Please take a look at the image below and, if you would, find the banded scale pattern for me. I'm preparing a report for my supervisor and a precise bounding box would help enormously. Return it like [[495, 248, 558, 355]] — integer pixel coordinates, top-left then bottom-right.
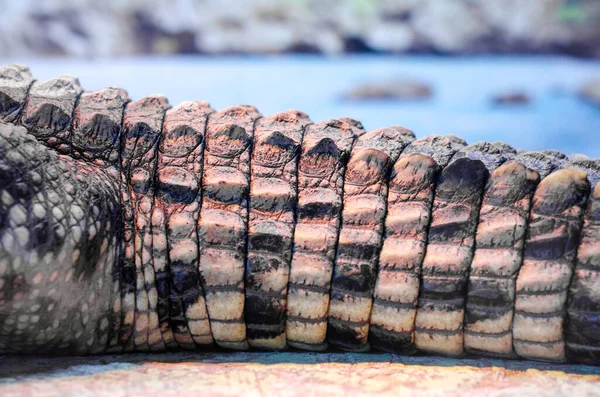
[[245, 111, 311, 349], [286, 119, 361, 351], [328, 126, 414, 351], [513, 169, 589, 361], [1, 64, 600, 364], [154, 101, 214, 350], [198, 105, 261, 350], [464, 161, 540, 357]]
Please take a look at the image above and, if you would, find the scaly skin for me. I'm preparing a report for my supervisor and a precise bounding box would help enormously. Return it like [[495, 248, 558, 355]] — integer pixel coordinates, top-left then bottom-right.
[[1, 63, 600, 364]]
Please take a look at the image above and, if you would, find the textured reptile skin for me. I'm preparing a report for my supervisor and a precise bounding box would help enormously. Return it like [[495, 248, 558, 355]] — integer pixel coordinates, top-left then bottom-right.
[[1, 63, 599, 364]]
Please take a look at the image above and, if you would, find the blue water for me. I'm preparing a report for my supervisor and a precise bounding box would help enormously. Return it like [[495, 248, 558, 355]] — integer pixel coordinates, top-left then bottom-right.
[[4, 55, 600, 157]]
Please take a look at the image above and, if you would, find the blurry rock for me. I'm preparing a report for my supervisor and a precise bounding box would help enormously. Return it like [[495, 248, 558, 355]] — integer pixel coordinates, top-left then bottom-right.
[[199, 21, 296, 54], [364, 23, 415, 53], [378, 0, 421, 20], [491, 91, 531, 105], [411, 0, 490, 53], [580, 80, 600, 107], [343, 36, 377, 53], [1, 0, 600, 57], [132, 12, 201, 54], [478, 0, 600, 57], [343, 80, 433, 101], [291, 26, 345, 55]]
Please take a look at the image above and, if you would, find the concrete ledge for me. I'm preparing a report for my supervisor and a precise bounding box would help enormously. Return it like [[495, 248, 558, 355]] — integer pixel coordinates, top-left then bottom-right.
[[1, 352, 599, 396]]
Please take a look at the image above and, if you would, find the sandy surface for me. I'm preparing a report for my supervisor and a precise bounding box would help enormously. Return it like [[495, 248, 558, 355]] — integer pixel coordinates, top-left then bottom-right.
[[1, 352, 599, 396]]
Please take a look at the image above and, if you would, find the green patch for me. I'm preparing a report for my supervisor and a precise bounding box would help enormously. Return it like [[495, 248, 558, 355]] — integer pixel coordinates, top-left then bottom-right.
[[351, 0, 377, 15], [556, 4, 588, 23]]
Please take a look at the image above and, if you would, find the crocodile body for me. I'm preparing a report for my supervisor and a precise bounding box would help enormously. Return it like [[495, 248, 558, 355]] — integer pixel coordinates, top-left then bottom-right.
[[0, 63, 599, 364]]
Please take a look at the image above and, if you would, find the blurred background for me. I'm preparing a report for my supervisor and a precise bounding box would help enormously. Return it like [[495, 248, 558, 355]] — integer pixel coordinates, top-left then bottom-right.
[[1, 0, 599, 155]]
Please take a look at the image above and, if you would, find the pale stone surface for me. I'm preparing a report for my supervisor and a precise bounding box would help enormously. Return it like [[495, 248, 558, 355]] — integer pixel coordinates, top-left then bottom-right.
[[1, 353, 599, 396]]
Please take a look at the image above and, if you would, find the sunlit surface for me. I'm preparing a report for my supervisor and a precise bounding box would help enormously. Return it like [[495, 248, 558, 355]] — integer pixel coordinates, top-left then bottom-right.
[[1, 352, 599, 397]]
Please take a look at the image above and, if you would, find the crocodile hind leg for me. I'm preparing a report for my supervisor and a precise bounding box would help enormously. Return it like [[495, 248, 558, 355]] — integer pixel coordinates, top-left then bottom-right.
[[1, 66, 126, 354], [0, 121, 122, 354]]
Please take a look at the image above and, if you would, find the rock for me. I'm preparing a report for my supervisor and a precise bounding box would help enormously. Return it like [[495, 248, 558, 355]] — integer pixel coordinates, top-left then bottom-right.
[[343, 80, 433, 101], [492, 91, 531, 105], [1, 0, 600, 57], [199, 21, 296, 54], [364, 23, 415, 53], [411, 0, 491, 53], [580, 80, 600, 107]]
